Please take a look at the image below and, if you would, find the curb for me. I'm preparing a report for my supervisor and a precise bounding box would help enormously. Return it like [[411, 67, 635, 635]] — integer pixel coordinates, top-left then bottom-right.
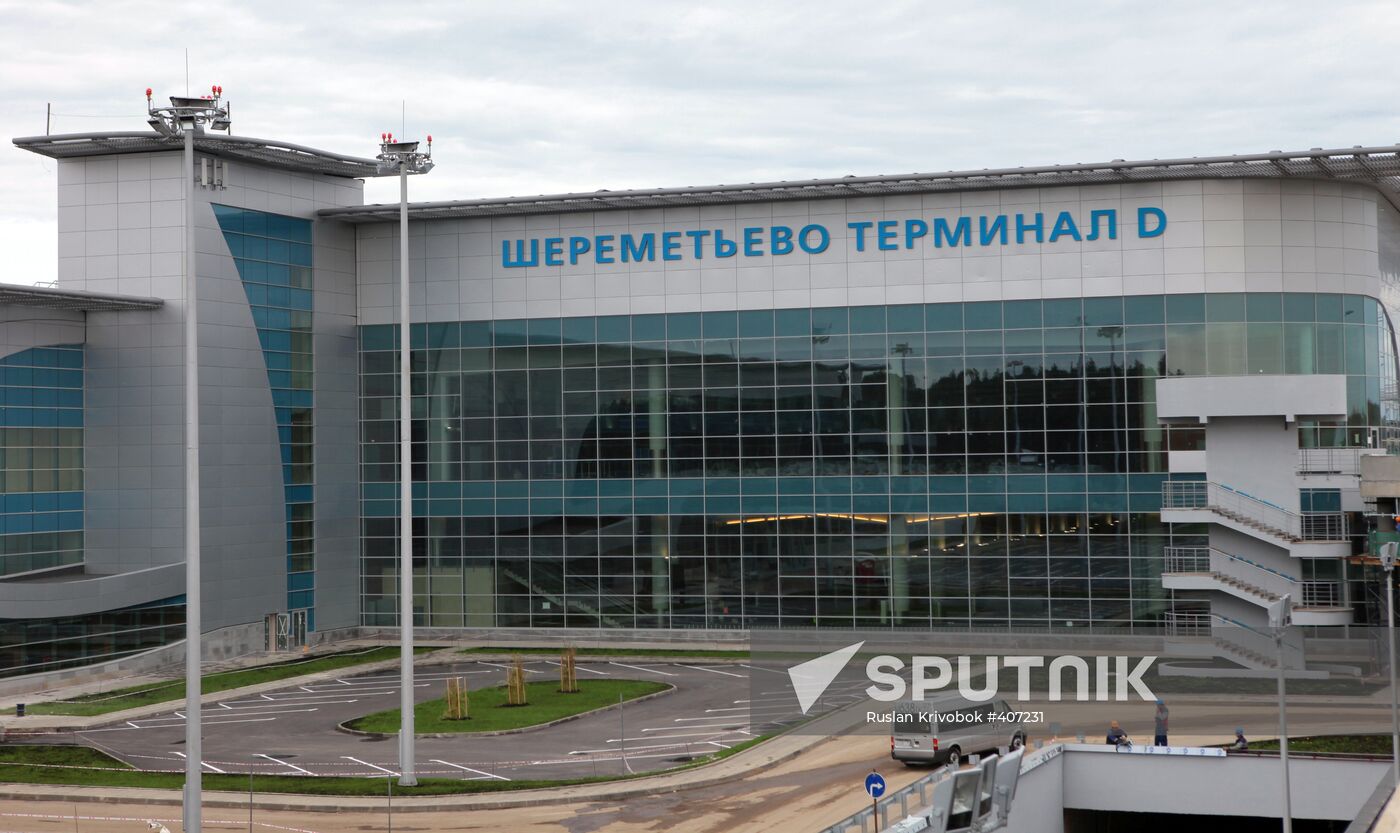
[[0, 731, 828, 812], [333, 683, 677, 738], [0, 693, 870, 812]]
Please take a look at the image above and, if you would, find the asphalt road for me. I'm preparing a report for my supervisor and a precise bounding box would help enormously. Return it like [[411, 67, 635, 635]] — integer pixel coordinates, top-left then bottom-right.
[[52, 658, 865, 782]]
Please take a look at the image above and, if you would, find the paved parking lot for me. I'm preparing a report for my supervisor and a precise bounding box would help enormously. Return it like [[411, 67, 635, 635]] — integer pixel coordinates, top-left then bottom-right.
[[50, 658, 862, 782]]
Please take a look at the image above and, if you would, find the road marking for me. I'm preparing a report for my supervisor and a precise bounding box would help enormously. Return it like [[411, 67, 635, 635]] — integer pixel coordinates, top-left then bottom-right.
[[544, 660, 609, 675], [431, 759, 510, 781], [337, 679, 352, 685], [80, 717, 281, 733], [707, 740, 731, 749], [614, 727, 750, 740], [256, 753, 315, 776], [299, 686, 315, 693], [477, 661, 543, 674], [741, 664, 788, 675], [341, 756, 397, 776], [686, 665, 745, 678], [608, 662, 676, 677], [172, 751, 226, 774]]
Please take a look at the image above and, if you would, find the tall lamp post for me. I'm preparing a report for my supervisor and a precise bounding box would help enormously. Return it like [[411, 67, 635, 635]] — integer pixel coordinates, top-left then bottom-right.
[[1380, 541, 1399, 789], [376, 133, 434, 787], [1269, 593, 1294, 833], [146, 84, 233, 833]]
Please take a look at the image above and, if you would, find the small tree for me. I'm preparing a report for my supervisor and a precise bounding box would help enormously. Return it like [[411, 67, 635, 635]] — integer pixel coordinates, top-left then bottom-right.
[[442, 676, 470, 720], [506, 655, 528, 706], [560, 646, 578, 693]]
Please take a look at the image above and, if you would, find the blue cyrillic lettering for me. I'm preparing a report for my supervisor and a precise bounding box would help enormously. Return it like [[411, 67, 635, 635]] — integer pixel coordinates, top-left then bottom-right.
[[1086, 209, 1117, 241], [543, 237, 564, 266], [743, 226, 764, 257], [621, 233, 655, 263], [714, 230, 737, 258], [662, 231, 682, 261], [596, 235, 616, 264], [979, 215, 1008, 245], [848, 221, 873, 252], [1049, 211, 1082, 242], [1015, 213, 1044, 244], [799, 224, 830, 254], [1138, 207, 1167, 238], [905, 219, 929, 248], [876, 220, 898, 251], [771, 225, 794, 255], [502, 238, 539, 268], [569, 236, 591, 265], [685, 229, 711, 259], [933, 217, 972, 248]]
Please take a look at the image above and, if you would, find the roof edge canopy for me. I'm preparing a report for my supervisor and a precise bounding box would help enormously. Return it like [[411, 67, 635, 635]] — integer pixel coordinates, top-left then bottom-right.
[[13, 131, 383, 179], [0, 282, 163, 311], [318, 144, 1400, 223]]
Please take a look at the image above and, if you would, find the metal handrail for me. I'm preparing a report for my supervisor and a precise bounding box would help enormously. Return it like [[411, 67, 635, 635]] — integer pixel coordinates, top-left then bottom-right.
[[1163, 546, 1210, 573], [1300, 580, 1343, 607], [1298, 447, 1383, 475], [1161, 481, 1347, 541]]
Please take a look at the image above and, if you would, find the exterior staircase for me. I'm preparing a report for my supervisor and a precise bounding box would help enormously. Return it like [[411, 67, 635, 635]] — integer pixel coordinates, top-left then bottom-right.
[[499, 566, 627, 629], [1161, 547, 1351, 626], [1160, 480, 1350, 558]]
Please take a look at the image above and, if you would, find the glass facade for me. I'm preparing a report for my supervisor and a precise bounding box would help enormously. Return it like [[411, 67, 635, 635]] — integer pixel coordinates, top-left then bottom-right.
[[349, 292, 1392, 631], [0, 596, 184, 678], [214, 206, 317, 629], [0, 344, 83, 578]]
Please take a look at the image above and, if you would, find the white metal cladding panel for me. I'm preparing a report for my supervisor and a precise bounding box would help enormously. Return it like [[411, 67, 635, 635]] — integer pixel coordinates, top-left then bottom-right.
[[353, 178, 1383, 326]]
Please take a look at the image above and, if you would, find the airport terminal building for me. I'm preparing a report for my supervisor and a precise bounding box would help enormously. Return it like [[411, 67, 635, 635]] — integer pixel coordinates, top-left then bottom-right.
[[4, 123, 1400, 679]]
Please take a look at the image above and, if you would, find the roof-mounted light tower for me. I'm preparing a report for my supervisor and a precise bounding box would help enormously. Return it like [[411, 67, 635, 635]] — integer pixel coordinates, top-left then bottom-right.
[[376, 131, 434, 175], [377, 129, 435, 789], [146, 84, 231, 137], [146, 82, 230, 833]]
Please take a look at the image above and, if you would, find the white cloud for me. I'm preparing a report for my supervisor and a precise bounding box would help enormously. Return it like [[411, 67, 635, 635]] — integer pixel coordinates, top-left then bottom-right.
[[2, 0, 1399, 284]]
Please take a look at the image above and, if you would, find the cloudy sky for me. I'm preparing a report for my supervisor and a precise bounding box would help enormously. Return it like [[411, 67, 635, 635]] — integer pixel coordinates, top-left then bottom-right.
[[1, 0, 1397, 284]]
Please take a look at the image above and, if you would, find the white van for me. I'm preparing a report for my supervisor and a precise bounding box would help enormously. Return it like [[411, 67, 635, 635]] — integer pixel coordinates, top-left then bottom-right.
[[889, 699, 1025, 767]]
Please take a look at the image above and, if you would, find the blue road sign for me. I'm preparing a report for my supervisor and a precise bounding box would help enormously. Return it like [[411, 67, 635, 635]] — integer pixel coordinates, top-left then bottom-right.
[[865, 772, 887, 799]]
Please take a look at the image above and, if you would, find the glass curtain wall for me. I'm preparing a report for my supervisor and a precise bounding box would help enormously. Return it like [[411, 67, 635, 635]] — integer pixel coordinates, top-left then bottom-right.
[[359, 293, 1395, 631]]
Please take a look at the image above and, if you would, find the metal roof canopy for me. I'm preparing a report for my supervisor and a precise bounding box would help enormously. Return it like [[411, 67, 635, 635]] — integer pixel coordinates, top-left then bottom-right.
[[318, 144, 1400, 223], [0, 282, 163, 311], [13, 131, 383, 179]]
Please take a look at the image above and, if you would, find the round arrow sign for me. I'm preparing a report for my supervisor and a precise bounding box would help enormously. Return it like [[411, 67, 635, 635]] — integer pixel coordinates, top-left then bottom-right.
[[864, 771, 887, 799]]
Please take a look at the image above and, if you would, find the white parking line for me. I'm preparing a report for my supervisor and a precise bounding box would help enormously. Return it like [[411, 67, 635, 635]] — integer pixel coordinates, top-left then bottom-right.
[[686, 665, 745, 678], [256, 753, 314, 776], [80, 717, 280, 733], [478, 662, 543, 674], [707, 740, 731, 749], [544, 660, 609, 675], [341, 756, 397, 776], [431, 759, 510, 781], [139, 707, 319, 721], [629, 726, 749, 737], [741, 664, 788, 675], [172, 751, 226, 774], [608, 662, 676, 677]]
